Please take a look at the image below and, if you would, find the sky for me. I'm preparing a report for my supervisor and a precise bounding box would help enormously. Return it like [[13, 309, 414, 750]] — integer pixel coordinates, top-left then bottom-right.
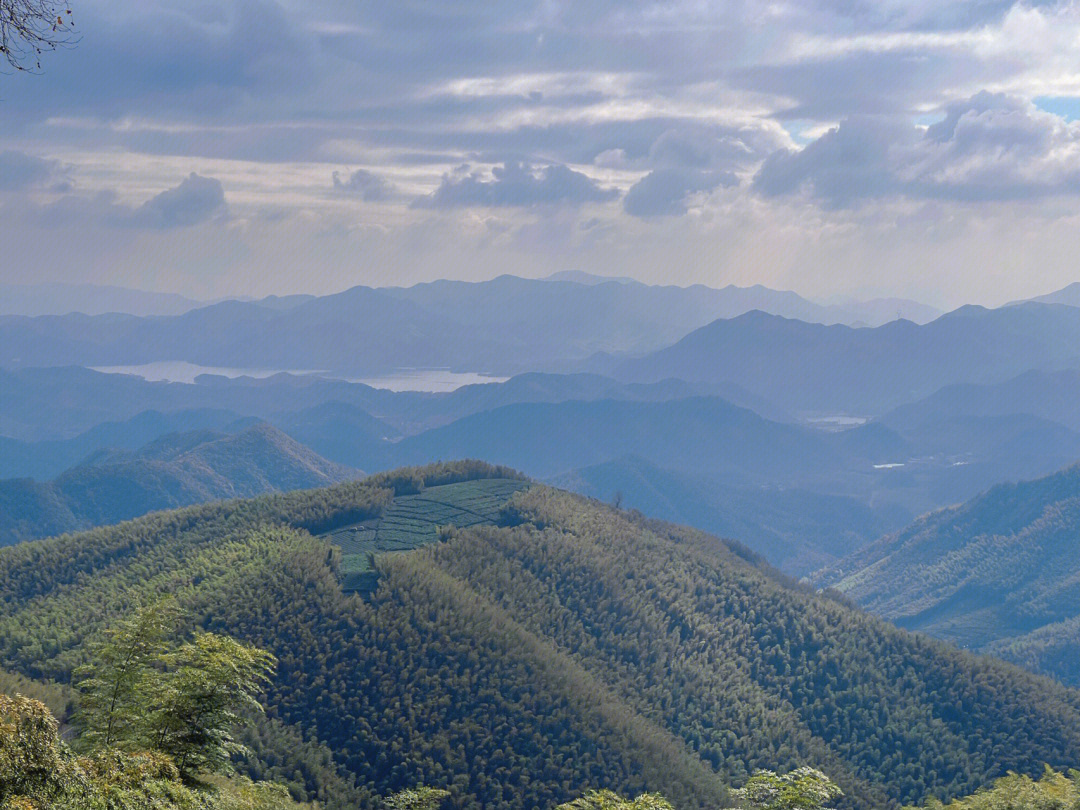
[[2, 0, 1080, 307]]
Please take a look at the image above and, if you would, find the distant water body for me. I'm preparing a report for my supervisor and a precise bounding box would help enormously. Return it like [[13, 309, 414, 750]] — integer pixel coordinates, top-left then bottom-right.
[[90, 361, 508, 392]]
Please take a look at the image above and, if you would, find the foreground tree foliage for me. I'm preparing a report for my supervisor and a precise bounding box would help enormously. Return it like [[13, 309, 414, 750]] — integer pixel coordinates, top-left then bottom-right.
[[735, 768, 843, 810], [74, 599, 180, 751], [1, 689, 300, 810], [74, 601, 276, 782], [905, 768, 1080, 810], [555, 789, 675, 810], [0, 605, 291, 809]]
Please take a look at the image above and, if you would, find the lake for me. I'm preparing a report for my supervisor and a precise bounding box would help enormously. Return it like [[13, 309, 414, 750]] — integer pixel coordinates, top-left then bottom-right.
[[90, 361, 508, 392]]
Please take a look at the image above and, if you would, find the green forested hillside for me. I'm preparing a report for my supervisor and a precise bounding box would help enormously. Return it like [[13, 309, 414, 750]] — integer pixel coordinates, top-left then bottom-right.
[[1, 462, 1079, 810], [323, 477, 531, 592], [815, 462, 1080, 686]]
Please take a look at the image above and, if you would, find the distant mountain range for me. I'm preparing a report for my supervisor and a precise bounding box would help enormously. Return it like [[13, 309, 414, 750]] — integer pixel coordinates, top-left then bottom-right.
[[10, 362, 1080, 573], [815, 462, 1080, 686], [612, 303, 1080, 414], [0, 423, 356, 547], [1010, 281, 1080, 308], [0, 275, 942, 376], [0, 366, 785, 446], [0, 282, 206, 316], [882, 368, 1080, 433]]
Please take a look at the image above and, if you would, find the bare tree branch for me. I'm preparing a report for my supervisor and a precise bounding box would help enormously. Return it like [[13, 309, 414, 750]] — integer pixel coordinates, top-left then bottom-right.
[[0, 0, 75, 72]]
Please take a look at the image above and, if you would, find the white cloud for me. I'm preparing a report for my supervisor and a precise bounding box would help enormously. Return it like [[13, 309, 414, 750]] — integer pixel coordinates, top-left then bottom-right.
[[4, 0, 1080, 304], [754, 92, 1080, 205], [413, 161, 619, 208]]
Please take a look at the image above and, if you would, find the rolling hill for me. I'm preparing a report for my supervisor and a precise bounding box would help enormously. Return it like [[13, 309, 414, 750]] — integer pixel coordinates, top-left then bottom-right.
[[0, 423, 356, 547], [2, 463, 1080, 810], [815, 462, 1080, 686]]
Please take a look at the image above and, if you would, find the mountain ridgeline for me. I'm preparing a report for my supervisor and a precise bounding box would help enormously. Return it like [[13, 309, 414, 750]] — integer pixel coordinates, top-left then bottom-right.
[[0, 275, 941, 377], [2, 463, 1080, 810]]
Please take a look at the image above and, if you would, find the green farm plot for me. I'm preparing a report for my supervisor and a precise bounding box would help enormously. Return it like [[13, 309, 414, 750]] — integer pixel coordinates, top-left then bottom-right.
[[321, 478, 530, 592]]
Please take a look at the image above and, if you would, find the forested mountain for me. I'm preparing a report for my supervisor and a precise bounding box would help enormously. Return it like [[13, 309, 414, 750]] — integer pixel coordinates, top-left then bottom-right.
[[0, 423, 356, 547], [815, 462, 1080, 686], [613, 303, 1080, 415], [2, 463, 1080, 810], [0, 276, 937, 376]]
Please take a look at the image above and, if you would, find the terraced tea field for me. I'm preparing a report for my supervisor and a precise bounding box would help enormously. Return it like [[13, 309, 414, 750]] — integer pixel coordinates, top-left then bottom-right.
[[321, 478, 530, 592]]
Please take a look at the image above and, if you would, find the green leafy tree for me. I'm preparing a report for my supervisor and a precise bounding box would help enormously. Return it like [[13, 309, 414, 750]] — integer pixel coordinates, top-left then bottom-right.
[[555, 790, 675, 810], [385, 786, 451, 810], [0, 690, 308, 809], [735, 768, 843, 810], [74, 599, 179, 751], [151, 631, 277, 780], [0, 692, 79, 807], [905, 767, 1080, 810]]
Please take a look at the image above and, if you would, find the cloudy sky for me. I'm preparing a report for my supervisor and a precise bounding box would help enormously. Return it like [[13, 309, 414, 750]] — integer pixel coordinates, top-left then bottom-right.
[[3, 0, 1080, 306]]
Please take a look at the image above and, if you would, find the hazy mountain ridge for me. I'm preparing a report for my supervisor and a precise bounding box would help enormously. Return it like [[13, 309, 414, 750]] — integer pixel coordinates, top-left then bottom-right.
[[0, 276, 943, 376], [883, 369, 1080, 433], [614, 303, 1080, 415], [1010, 281, 1080, 309], [0, 282, 206, 317]]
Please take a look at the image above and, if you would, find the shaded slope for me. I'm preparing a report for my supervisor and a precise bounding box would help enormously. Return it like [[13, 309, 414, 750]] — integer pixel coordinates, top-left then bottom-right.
[[882, 369, 1080, 433], [388, 396, 885, 480]]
